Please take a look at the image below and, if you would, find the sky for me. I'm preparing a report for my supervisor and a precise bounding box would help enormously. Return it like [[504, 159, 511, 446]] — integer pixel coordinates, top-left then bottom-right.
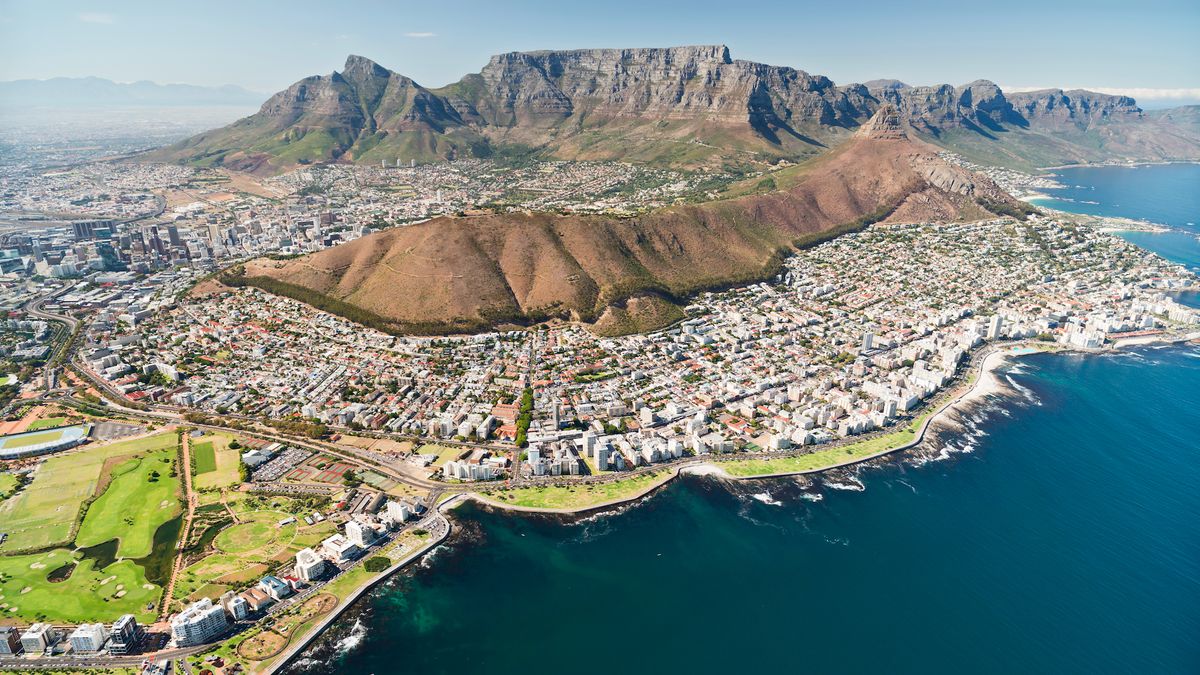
[[1, 0, 1198, 106]]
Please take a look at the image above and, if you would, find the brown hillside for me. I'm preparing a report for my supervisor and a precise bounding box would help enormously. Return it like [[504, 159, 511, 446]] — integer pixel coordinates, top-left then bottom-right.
[[235, 108, 1018, 335]]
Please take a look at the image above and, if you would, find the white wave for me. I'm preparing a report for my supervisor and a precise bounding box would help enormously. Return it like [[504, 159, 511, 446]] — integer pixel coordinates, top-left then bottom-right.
[[823, 477, 865, 492], [751, 491, 783, 507], [896, 479, 918, 494], [333, 618, 367, 655], [799, 492, 824, 502], [1004, 375, 1041, 405]]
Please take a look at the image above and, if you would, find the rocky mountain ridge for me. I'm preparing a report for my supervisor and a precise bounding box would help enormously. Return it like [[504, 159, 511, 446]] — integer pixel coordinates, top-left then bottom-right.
[[154, 45, 1200, 172]]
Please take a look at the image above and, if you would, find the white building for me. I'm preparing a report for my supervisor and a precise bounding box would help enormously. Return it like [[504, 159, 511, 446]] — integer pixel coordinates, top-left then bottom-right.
[[345, 520, 378, 549], [295, 547, 328, 582], [320, 533, 362, 563], [385, 500, 411, 524], [220, 591, 250, 620], [68, 623, 109, 654], [171, 598, 230, 647], [21, 623, 58, 655]]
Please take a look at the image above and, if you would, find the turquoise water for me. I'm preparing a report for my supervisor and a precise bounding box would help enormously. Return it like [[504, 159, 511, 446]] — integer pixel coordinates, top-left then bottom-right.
[[286, 346, 1200, 674], [1031, 163, 1200, 230], [1031, 163, 1200, 277]]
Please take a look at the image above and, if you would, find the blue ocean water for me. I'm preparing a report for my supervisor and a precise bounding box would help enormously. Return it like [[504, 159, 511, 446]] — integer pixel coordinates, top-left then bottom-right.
[[1031, 163, 1200, 279], [283, 164, 1200, 675], [286, 347, 1200, 674], [1031, 163, 1200, 230]]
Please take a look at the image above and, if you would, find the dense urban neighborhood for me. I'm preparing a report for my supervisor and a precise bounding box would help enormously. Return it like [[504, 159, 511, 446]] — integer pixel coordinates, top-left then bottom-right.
[[2, 153, 1199, 675]]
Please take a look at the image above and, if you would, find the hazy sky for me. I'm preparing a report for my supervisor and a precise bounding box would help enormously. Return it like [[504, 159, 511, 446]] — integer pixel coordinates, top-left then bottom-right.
[[1, 0, 1197, 103]]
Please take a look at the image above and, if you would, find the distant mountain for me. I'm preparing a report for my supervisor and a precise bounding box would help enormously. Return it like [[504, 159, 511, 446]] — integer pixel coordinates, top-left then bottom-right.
[[226, 107, 1024, 336], [152, 46, 1200, 173], [0, 77, 264, 109]]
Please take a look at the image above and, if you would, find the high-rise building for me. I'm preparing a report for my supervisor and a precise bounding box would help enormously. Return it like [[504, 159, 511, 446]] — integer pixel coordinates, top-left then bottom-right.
[[20, 623, 58, 655], [170, 598, 230, 647], [385, 500, 411, 524], [220, 590, 250, 620], [0, 627, 21, 655], [345, 520, 377, 548], [68, 623, 109, 654], [107, 614, 142, 655], [295, 547, 328, 583], [987, 315, 1004, 340]]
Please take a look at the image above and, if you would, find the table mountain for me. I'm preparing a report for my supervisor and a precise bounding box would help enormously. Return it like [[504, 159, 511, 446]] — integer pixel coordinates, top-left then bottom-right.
[[153, 46, 1200, 173]]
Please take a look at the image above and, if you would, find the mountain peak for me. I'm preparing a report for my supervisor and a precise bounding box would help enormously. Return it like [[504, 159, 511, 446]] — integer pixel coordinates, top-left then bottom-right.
[[855, 104, 907, 140], [342, 54, 388, 78]]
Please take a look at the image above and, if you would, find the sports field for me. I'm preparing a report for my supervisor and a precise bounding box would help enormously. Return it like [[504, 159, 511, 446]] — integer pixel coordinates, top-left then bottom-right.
[[75, 447, 182, 558], [193, 441, 217, 474], [0, 548, 160, 623], [0, 428, 67, 449], [0, 432, 178, 552], [193, 432, 243, 490]]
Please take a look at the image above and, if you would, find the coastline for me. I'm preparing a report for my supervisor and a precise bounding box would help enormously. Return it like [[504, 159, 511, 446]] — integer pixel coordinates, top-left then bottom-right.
[[470, 331, 1200, 515], [253, 510, 452, 675], [1035, 159, 1200, 172], [239, 334, 1200, 674]]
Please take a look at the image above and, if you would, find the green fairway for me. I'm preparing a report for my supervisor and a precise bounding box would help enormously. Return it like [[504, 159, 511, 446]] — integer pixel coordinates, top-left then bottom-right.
[[0, 433, 178, 552], [75, 448, 183, 558], [193, 441, 217, 474], [25, 417, 68, 431], [0, 548, 160, 623]]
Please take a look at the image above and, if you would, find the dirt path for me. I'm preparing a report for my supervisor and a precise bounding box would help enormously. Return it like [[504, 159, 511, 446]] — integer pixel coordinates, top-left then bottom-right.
[[160, 431, 198, 617], [220, 488, 241, 523]]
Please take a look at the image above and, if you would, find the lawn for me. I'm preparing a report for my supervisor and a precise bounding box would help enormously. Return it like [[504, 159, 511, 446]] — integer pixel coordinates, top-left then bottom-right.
[[417, 443, 468, 467], [721, 409, 936, 478], [26, 417, 68, 431], [0, 548, 160, 624], [74, 448, 182, 558], [193, 432, 243, 490], [214, 521, 276, 554], [0, 433, 178, 552], [487, 471, 673, 510], [0, 474, 18, 500], [193, 441, 217, 474], [174, 509, 305, 602]]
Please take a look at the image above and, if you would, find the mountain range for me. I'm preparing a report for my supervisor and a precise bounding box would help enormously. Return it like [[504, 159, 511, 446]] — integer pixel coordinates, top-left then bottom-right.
[[154, 45, 1200, 173], [0, 76, 263, 109]]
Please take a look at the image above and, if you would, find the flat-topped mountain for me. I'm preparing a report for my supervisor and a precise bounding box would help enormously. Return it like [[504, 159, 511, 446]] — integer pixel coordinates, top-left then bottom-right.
[[225, 107, 1023, 336], [154, 45, 1200, 172]]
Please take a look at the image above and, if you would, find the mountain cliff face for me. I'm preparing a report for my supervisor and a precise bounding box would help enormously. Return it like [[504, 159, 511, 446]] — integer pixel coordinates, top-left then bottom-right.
[[155, 46, 1200, 173], [227, 107, 1018, 336]]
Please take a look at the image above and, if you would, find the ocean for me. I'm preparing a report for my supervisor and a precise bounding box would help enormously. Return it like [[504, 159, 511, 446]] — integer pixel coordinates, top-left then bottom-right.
[[1031, 163, 1200, 278], [284, 165, 1200, 675]]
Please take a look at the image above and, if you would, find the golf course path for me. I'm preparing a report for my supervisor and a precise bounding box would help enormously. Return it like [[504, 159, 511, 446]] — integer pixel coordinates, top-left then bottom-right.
[[161, 429, 197, 618]]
